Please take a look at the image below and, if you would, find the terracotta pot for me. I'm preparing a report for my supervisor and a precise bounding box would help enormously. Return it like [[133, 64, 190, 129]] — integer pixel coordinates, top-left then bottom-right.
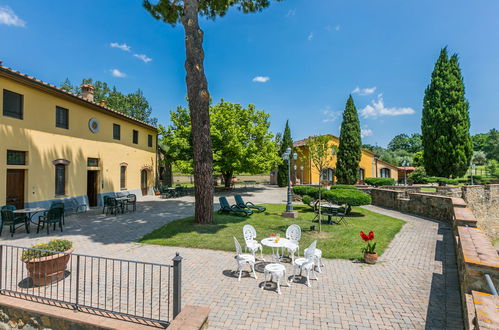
[[363, 252, 378, 264], [24, 249, 73, 286]]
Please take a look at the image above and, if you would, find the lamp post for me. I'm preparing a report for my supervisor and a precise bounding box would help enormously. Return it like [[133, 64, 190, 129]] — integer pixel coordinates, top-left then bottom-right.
[[293, 164, 297, 185], [282, 147, 298, 216], [401, 160, 409, 186], [300, 165, 304, 184], [470, 163, 476, 185]]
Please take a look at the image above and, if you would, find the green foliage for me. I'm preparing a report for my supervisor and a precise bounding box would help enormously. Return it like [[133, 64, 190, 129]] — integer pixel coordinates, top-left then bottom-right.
[[472, 129, 499, 161], [486, 160, 498, 178], [322, 189, 371, 206], [421, 48, 473, 178], [472, 151, 487, 165], [301, 195, 313, 206], [426, 177, 459, 185], [143, 0, 283, 25], [160, 100, 279, 181], [60, 78, 157, 125], [22, 239, 72, 261], [277, 120, 293, 187], [292, 186, 369, 206], [387, 133, 423, 153], [408, 167, 428, 184], [364, 178, 395, 186], [412, 151, 424, 167], [336, 96, 362, 184]]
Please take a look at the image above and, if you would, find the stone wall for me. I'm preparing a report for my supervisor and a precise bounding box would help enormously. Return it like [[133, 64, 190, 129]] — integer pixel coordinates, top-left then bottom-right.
[[370, 189, 455, 223]]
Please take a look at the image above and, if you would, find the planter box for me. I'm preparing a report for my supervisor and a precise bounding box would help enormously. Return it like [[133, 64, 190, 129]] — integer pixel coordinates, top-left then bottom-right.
[[24, 249, 73, 286]]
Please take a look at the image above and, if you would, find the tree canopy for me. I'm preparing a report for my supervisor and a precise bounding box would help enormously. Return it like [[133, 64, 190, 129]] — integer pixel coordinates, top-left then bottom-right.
[[161, 100, 280, 187], [300, 135, 336, 231], [387, 133, 423, 153], [336, 95, 362, 184], [471, 129, 499, 161], [421, 47, 472, 177], [277, 120, 293, 187], [60, 78, 157, 126]]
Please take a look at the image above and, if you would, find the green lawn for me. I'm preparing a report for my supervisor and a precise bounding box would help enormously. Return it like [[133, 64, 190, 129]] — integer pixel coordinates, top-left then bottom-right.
[[140, 204, 406, 260], [421, 187, 437, 193]]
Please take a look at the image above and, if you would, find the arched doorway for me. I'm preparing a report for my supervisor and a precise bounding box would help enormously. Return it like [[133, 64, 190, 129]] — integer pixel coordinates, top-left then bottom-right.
[[141, 169, 148, 196]]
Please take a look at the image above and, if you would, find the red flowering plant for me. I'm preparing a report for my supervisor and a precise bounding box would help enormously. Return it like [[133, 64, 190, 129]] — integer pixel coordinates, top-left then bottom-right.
[[360, 231, 376, 254]]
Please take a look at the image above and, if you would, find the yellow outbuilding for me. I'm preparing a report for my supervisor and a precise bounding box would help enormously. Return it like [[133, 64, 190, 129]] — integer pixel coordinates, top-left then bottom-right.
[[0, 64, 158, 210], [291, 135, 399, 184]]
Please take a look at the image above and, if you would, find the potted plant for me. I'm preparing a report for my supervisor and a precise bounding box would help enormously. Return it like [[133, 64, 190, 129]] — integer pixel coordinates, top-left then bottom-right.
[[360, 231, 377, 264], [22, 239, 73, 286]]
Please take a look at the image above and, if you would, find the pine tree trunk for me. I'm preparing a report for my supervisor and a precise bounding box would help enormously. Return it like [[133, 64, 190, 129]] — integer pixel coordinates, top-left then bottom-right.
[[222, 171, 233, 188], [181, 0, 213, 224]]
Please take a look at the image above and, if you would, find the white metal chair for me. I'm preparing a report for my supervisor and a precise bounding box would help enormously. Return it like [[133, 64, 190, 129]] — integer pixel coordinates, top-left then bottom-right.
[[262, 263, 289, 295], [285, 224, 301, 262], [233, 236, 258, 281], [293, 240, 318, 287], [313, 248, 325, 273], [243, 224, 265, 261]]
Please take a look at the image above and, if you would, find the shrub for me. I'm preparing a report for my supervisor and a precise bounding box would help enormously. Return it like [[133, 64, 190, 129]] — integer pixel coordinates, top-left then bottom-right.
[[301, 195, 313, 206], [409, 167, 428, 184], [22, 239, 73, 261], [293, 186, 319, 197], [293, 185, 358, 198], [322, 189, 371, 206], [426, 177, 459, 185], [364, 177, 395, 187], [328, 184, 358, 190]]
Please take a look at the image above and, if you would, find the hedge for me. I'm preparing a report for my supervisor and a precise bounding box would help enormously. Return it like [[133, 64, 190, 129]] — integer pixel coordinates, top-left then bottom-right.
[[293, 185, 358, 197], [293, 186, 371, 206], [364, 177, 395, 186], [301, 195, 313, 206], [426, 177, 459, 185], [322, 189, 371, 206]]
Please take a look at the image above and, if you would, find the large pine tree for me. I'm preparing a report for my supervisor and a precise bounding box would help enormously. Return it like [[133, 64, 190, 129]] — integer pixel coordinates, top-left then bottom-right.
[[336, 96, 362, 184], [277, 120, 293, 187], [421, 48, 472, 178]]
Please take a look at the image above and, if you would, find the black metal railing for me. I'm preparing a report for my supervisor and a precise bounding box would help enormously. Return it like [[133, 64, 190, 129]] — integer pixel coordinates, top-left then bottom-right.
[[0, 244, 181, 327]]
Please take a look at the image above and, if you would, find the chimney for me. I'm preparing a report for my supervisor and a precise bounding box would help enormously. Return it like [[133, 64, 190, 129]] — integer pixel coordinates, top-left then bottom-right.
[[100, 99, 106, 107], [80, 84, 95, 102]]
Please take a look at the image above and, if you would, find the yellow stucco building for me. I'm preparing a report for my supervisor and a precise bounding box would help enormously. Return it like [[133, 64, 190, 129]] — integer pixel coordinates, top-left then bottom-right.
[[0, 64, 157, 210], [292, 135, 398, 184]]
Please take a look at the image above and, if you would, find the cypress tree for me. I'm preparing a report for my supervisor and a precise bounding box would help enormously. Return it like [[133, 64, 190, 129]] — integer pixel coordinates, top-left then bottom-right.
[[336, 95, 362, 184], [421, 48, 472, 177], [277, 120, 293, 187]]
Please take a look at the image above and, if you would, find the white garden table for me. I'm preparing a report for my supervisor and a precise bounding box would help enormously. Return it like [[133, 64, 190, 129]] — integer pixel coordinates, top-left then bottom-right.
[[260, 237, 290, 262]]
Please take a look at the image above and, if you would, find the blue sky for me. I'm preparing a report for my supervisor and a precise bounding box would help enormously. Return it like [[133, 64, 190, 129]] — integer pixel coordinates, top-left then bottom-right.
[[1, 0, 498, 146]]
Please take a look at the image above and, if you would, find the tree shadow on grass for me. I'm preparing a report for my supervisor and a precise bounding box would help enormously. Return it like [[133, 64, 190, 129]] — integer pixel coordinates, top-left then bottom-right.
[[141, 212, 249, 241]]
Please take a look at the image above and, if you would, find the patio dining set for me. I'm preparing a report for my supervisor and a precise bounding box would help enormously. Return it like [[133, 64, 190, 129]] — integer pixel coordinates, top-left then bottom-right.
[[0, 203, 67, 237], [102, 194, 137, 215], [233, 224, 323, 295]]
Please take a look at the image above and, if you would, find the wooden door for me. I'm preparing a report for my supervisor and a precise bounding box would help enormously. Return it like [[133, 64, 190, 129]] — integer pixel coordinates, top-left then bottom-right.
[[87, 171, 98, 207], [141, 170, 148, 196], [6, 169, 25, 209]]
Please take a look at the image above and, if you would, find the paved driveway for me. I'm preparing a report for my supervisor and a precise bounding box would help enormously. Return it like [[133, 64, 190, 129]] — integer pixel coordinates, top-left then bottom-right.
[[0, 186, 462, 329]]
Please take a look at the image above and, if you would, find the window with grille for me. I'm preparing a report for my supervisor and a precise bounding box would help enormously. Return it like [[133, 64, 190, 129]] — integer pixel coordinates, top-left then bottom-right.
[[3, 89, 23, 119], [87, 158, 99, 167], [56, 106, 69, 129], [120, 166, 127, 189], [7, 150, 26, 165], [113, 124, 121, 140], [55, 164, 66, 195], [133, 130, 138, 144], [148, 134, 153, 147]]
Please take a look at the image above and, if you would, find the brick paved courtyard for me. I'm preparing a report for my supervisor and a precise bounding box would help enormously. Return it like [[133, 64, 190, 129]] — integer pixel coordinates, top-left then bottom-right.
[[0, 186, 463, 329]]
